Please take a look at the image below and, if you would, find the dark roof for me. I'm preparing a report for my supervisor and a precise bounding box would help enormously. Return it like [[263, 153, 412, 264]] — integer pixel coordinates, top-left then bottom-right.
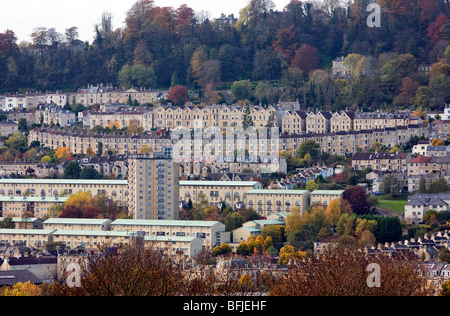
[[408, 156, 432, 164], [5, 256, 57, 266], [0, 270, 43, 286], [295, 110, 308, 119], [352, 152, 409, 161], [320, 111, 332, 119]]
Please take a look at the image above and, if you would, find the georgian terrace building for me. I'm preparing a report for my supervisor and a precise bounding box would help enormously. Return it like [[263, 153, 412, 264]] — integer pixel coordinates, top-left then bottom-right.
[[0, 179, 128, 205], [0, 227, 203, 259], [179, 180, 263, 208], [109, 219, 229, 250], [280, 110, 421, 135], [152, 104, 277, 132], [28, 123, 430, 159], [0, 196, 67, 218], [279, 123, 430, 156]]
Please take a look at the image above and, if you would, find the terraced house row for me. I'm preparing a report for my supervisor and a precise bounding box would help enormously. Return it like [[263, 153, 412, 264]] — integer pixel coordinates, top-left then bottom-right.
[[84, 102, 423, 134], [28, 123, 430, 157], [87, 104, 277, 132], [0, 86, 163, 111]]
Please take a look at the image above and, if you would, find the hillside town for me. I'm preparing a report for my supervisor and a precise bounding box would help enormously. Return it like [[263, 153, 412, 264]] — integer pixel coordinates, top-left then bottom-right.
[[0, 84, 449, 296], [1, 0, 450, 299]]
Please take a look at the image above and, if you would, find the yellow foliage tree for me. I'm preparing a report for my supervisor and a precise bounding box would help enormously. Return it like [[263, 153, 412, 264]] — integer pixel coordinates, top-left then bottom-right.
[[2, 282, 42, 296], [138, 145, 153, 155], [64, 191, 95, 210], [254, 235, 264, 254], [431, 137, 445, 146], [55, 147, 72, 160], [85, 148, 95, 157], [239, 273, 253, 291], [278, 245, 306, 265], [108, 120, 121, 129], [246, 235, 256, 254], [325, 198, 353, 226]]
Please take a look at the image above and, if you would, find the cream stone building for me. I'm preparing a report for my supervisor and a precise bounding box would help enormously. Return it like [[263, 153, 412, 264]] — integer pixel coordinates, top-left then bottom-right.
[[0, 120, 18, 136], [353, 112, 408, 131], [0, 229, 56, 247], [29, 121, 430, 158], [72, 86, 161, 106], [143, 235, 204, 259], [352, 152, 412, 172], [0, 179, 128, 205], [330, 111, 355, 133], [0, 217, 43, 229], [89, 108, 152, 131], [45, 91, 69, 106], [310, 190, 345, 208], [0, 196, 67, 218], [407, 156, 450, 176], [179, 180, 262, 208], [0, 162, 39, 176], [35, 104, 76, 127], [110, 219, 229, 250], [127, 154, 179, 220], [51, 229, 132, 250], [280, 110, 307, 135], [243, 189, 310, 217], [152, 104, 277, 132], [43, 218, 112, 231], [305, 111, 332, 134]]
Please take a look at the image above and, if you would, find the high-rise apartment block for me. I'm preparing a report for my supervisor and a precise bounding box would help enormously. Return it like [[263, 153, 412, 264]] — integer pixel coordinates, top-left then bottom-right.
[[127, 153, 179, 220]]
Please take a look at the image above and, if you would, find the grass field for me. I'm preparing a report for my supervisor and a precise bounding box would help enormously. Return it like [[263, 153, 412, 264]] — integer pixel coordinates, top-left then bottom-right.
[[376, 194, 410, 215]]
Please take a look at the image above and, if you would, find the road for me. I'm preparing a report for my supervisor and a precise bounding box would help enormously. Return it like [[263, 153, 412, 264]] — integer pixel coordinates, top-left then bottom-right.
[[375, 206, 404, 220]]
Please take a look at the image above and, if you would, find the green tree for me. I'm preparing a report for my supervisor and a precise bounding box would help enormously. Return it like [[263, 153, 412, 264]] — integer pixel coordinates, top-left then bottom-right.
[[18, 118, 28, 133], [231, 80, 253, 101], [118, 63, 157, 89], [224, 212, 245, 231], [441, 280, 450, 296], [5, 131, 28, 155], [242, 104, 254, 130], [0, 217, 14, 228], [79, 167, 100, 179], [63, 161, 81, 179], [261, 225, 285, 246], [236, 240, 250, 256], [297, 139, 321, 161]]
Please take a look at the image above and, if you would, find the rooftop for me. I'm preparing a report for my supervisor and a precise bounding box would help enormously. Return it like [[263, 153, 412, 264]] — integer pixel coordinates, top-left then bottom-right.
[[0, 196, 68, 203], [0, 229, 56, 235], [0, 179, 128, 185], [244, 189, 309, 195], [111, 219, 222, 227], [311, 190, 345, 195], [179, 180, 260, 187], [43, 218, 112, 225]]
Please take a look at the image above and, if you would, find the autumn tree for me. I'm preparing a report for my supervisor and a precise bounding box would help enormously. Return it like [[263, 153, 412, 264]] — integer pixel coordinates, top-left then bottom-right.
[[55, 147, 72, 160], [342, 186, 371, 215], [278, 244, 306, 265], [190, 46, 208, 88], [127, 119, 145, 136], [63, 191, 95, 212], [166, 85, 189, 106], [325, 198, 353, 226], [290, 44, 320, 75], [427, 13, 448, 43], [394, 77, 420, 107], [1, 281, 43, 296], [270, 248, 432, 296]]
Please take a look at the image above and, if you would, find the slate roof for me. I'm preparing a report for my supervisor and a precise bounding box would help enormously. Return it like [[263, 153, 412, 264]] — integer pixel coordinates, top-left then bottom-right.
[[0, 270, 43, 286]]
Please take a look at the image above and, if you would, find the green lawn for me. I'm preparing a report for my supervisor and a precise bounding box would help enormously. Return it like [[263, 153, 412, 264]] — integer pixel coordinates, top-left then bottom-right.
[[375, 194, 411, 215]]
